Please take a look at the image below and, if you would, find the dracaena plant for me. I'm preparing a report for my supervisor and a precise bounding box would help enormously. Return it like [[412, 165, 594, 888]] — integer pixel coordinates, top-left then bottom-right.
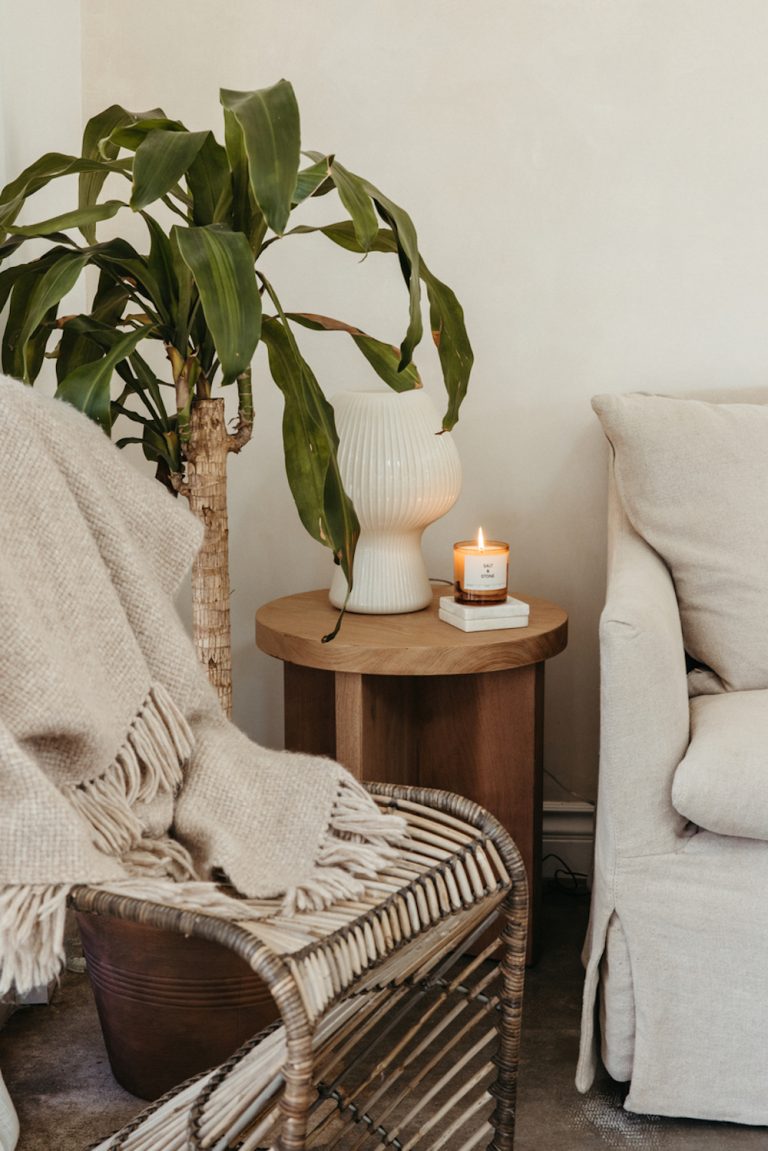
[[0, 79, 472, 716]]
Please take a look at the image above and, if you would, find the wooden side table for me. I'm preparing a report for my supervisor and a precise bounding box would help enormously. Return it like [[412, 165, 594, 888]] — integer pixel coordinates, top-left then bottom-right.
[[256, 587, 568, 962]]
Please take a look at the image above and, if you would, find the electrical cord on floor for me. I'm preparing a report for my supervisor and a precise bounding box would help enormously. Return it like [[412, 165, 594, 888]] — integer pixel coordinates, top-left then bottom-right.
[[542, 853, 590, 897]]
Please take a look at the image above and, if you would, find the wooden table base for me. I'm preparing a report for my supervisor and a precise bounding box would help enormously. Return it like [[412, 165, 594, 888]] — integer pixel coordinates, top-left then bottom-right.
[[283, 660, 544, 963], [257, 588, 567, 966]]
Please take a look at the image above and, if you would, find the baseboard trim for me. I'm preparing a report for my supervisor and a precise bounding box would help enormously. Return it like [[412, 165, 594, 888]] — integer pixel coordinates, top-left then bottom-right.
[[542, 800, 594, 882]]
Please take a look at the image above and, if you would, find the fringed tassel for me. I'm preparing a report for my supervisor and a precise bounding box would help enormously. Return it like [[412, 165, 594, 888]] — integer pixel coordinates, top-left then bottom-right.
[[282, 777, 409, 915], [97, 877, 265, 921], [0, 688, 199, 994], [0, 885, 69, 997], [64, 683, 194, 858], [121, 836, 199, 883]]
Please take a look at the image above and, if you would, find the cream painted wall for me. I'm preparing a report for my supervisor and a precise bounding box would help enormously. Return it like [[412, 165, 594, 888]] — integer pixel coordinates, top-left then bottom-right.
[[1, 0, 83, 383], [1, 1, 81, 183], [9, 1, 768, 801]]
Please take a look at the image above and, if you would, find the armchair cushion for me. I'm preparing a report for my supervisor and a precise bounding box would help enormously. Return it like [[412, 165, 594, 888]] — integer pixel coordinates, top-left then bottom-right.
[[592, 393, 768, 692], [672, 690, 768, 840]]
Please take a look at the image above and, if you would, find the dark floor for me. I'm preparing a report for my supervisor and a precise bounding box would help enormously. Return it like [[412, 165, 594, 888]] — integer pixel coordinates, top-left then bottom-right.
[[1, 887, 767, 1149]]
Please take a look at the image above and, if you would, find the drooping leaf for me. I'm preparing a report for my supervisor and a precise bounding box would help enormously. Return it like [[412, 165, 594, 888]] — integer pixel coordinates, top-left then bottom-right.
[[3, 251, 87, 381], [0, 152, 127, 240], [56, 324, 151, 432], [141, 422, 181, 471], [367, 188, 422, 370], [131, 130, 209, 212], [294, 154, 334, 205], [290, 195, 423, 372], [260, 311, 358, 585], [174, 224, 261, 384], [288, 312, 421, 392], [0, 234, 25, 263], [79, 104, 149, 241], [422, 264, 474, 431], [23, 304, 58, 384], [6, 199, 126, 238], [126, 348, 169, 424], [220, 82, 300, 235], [0, 253, 56, 315], [324, 158, 379, 252], [56, 278, 131, 382], [87, 237, 165, 324], [311, 221, 472, 429], [106, 116, 186, 153]]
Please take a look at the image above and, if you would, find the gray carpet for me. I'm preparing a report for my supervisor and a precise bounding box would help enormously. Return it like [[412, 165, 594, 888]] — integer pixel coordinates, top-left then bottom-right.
[[1, 887, 766, 1149]]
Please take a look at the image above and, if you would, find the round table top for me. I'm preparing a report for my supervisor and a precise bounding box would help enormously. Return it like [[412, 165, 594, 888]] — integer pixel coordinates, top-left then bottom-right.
[[256, 587, 568, 677]]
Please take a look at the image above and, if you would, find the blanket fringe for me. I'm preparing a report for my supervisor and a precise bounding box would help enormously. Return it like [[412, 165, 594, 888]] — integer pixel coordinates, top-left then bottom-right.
[[282, 776, 408, 915], [0, 885, 68, 997], [96, 877, 265, 920], [64, 684, 193, 857], [1, 724, 409, 990], [0, 686, 198, 995]]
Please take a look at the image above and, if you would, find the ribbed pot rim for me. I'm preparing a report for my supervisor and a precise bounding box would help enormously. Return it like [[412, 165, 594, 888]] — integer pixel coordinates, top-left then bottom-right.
[[84, 955, 270, 1007]]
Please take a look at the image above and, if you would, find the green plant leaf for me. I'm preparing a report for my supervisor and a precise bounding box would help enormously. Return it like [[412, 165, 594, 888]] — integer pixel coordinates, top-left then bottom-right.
[[131, 130, 209, 212], [325, 158, 379, 252], [294, 155, 334, 205], [7, 199, 126, 238], [79, 105, 152, 242], [56, 278, 130, 382], [222, 107, 267, 252], [127, 348, 169, 424], [142, 213, 178, 326], [56, 324, 151, 432], [174, 224, 261, 384], [3, 251, 87, 381], [87, 237, 165, 325], [0, 252, 59, 315], [288, 312, 421, 392], [0, 153, 127, 241], [107, 116, 186, 152], [422, 264, 474, 431], [367, 188, 422, 369], [261, 312, 358, 584], [0, 234, 24, 263], [290, 196, 422, 372], [220, 81, 300, 236], [187, 132, 232, 225], [311, 222, 472, 429]]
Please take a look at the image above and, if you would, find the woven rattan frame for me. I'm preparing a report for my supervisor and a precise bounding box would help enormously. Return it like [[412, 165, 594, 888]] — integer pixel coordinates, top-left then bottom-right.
[[71, 782, 528, 1151]]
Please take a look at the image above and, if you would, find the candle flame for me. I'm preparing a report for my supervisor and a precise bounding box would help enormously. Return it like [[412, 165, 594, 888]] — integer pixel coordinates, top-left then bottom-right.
[[477, 527, 485, 549]]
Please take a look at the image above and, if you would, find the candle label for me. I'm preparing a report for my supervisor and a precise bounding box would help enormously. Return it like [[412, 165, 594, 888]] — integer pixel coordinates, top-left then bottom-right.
[[463, 553, 508, 591]]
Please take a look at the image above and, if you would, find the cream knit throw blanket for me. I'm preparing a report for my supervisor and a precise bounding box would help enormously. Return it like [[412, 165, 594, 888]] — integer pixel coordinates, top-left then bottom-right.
[[0, 380, 405, 995]]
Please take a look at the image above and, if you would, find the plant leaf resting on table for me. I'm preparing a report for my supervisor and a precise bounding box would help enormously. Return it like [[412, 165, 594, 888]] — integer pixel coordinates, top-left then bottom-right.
[[0, 79, 473, 715]]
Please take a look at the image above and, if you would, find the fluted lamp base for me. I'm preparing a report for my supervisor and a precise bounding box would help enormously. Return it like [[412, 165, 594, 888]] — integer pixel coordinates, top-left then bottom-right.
[[328, 389, 462, 615]]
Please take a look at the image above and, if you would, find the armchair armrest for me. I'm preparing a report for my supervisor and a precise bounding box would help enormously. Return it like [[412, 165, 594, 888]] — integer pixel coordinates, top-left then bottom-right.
[[597, 468, 692, 860]]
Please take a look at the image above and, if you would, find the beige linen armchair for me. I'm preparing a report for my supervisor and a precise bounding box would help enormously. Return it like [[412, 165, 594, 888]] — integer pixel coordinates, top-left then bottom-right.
[[578, 390, 768, 1125]]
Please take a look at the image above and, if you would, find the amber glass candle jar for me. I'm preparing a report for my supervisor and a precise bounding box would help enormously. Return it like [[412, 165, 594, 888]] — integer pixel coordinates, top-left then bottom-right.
[[453, 529, 509, 605]]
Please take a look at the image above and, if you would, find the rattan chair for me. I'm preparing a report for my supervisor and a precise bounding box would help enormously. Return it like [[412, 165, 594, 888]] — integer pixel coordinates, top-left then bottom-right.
[[72, 782, 527, 1151]]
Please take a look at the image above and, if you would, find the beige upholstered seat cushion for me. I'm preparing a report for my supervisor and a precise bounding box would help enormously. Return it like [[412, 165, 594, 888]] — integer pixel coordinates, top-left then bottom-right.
[[672, 690, 768, 839], [592, 393, 768, 692]]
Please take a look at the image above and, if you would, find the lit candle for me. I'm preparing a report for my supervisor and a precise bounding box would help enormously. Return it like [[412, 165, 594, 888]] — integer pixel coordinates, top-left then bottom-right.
[[453, 528, 510, 605]]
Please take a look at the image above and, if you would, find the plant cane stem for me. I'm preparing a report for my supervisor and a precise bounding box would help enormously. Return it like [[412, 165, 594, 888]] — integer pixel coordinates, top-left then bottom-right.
[[185, 397, 233, 717]]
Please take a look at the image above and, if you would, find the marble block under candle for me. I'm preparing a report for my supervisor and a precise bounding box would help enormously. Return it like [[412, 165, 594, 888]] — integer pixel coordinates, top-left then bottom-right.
[[439, 595, 530, 632]]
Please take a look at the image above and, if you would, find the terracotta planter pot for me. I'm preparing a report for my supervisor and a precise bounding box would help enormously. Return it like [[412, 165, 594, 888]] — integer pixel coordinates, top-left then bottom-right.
[[75, 911, 278, 1100]]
